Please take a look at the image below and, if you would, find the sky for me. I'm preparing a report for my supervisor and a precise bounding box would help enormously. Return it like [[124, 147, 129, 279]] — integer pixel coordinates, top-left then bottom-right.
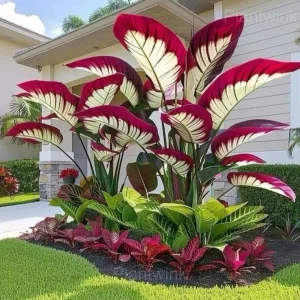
[[0, 0, 112, 37]]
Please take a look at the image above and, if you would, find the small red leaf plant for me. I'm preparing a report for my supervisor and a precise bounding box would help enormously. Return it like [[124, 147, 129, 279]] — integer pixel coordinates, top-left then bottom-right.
[[20, 215, 102, 248], [56, 216, 103, 247], [212, 245, 254, 282], [123, 235, 171, 271], [20, 215, 68, 241], [169, 236, 217, 280], [82, 229, 131, 263], [232, 236, 275, 272], [0, 166, 18, 197]]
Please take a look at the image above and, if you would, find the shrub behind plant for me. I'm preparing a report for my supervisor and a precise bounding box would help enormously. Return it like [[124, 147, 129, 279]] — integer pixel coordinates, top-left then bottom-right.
[[0, 159, 39, 193]]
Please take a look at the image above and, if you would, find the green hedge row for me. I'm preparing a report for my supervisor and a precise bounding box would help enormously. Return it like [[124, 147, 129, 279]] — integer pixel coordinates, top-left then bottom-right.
[[239, 164, 300, 226], [0, 159, 39, 193]]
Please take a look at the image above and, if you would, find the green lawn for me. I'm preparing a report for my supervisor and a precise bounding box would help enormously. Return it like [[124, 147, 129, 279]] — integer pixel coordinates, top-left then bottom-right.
[[0, 239, 299, 300], [0, 192, 39, 207]]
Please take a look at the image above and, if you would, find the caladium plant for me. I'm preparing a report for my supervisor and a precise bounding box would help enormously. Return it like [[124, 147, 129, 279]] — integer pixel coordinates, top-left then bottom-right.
[[8, 14, 298, 248], [170, 237, 216, 280], [123, 235, 170, 271]]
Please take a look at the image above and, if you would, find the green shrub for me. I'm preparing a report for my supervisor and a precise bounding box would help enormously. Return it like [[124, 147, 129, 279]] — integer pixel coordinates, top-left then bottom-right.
[[0, 159, 39, 193], [239, 165, 300, 226]]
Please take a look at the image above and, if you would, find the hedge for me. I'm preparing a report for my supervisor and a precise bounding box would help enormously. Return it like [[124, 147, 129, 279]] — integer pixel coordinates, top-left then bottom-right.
[[0, 159, 39, 193], [239, 164, 300, 226]]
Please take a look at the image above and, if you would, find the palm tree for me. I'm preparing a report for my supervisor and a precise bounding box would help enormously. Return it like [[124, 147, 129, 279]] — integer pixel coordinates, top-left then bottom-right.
[[0, 96, 41, 145], [62, 15, 86, 33], [62, 0, 132, 32]]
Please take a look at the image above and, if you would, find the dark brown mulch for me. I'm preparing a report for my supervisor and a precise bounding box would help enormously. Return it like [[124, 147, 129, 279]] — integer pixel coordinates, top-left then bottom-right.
[[28, 232, 300, 288]]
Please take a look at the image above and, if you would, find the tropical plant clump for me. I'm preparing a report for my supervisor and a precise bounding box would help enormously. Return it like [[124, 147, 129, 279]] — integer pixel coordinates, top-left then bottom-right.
[[276, 214, 300, 242], [8, 13, 298, 282], [0, 166, 18, 196]]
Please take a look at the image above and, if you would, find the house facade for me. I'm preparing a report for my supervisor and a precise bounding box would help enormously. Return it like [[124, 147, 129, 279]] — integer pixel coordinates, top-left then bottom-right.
[[13, 0, 300, 201], [0, 18, 50, 161]]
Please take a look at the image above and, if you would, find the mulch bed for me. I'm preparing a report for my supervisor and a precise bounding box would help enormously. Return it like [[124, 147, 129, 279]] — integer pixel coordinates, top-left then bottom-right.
[[29, 232, 300, 288]]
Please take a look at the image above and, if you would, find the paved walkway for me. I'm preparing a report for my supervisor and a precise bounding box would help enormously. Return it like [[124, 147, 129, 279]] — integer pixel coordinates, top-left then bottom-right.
[[0, 202, 62, 239]]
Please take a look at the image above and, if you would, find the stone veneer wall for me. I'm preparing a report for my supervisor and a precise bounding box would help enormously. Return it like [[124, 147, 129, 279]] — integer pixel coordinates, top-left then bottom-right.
[[39, 161, 74, 201], [213, 170, 239, 205]]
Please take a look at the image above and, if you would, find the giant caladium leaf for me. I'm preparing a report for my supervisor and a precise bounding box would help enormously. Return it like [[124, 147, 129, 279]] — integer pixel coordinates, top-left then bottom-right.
[[198, 59, 300, 129], [144, 81, 186, 109], [221, 154, 265, 166], [91, 141, 120, 162], [18, 80, 79, 126], [161, 104, 212, 144], [114, 14, 186, 94], [186, 16, 244, 102], [143, 80, 163, 109], [211, 125, 287, 160], [76, 105, 159, 147], [151, 148, 193, 177], [66, 56, 142, 106], [15, 92, 38, 103], [229, 119, 288, 130], [227, 172, 296, 202], [6, 122, 63, 145], [79, 74, 124, 110]]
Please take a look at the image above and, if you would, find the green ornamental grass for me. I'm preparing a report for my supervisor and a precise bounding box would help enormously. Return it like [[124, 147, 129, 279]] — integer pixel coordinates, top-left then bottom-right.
[[0, 239, 299, 300]]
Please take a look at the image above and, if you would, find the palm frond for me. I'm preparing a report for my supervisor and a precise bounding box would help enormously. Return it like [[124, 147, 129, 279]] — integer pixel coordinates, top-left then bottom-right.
[[0, 114, 31, 138], [62, 15, 85, 33], [10, 96, 41, 120], [288, 128, 300, 157]]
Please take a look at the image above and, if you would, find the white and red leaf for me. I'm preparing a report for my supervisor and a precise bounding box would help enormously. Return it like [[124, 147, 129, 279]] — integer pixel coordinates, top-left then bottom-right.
[[151, 148, 193, 177], [211, 126, 287, 160], [38, 113, 59, 121], [228, 172, 296, 202], [18, 80, 79, 126], [91, 141, 120, 162], [221, 154, 266, 166], [114, 14, 186, 94], [76, 105, 159, 147], [229, 119, 288, 130], [79, 74, 124, 110], [15, 92, 39, 103], [198, 59, 300, 129], [5, 122, 63, 145], [161, 104, 212, 144], [144, 80, 186, 109], [186, 16, 244, 102], [66, 56, 143, 106]]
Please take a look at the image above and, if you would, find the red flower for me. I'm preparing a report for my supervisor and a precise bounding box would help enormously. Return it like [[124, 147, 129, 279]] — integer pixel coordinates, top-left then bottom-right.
[[59, 168, 79, 179]]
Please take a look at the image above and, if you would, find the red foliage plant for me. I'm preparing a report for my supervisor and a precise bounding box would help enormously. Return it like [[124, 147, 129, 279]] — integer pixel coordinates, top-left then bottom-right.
[[213, 245, 253, 282], [82, 229, 131, 263], [0, 166, 18, 196], [233, 237, 275, 272], [170, 237, 216, 280], [59, 168, 79, 179], [124, 235, 170, 271], [20, 216, 102, 248]]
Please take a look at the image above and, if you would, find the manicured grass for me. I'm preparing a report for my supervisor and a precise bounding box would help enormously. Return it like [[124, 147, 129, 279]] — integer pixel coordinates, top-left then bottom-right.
[[0, 239, 300, 300], [0, 192, 39, 207]]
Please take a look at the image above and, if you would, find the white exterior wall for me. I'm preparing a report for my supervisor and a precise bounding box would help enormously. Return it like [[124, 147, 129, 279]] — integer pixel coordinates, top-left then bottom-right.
[[0, 37, 40, 161]]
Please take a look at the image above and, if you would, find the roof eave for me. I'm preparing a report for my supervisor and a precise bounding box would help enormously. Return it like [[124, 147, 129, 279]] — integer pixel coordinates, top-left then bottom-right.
[[14, 0, 206, 67]]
